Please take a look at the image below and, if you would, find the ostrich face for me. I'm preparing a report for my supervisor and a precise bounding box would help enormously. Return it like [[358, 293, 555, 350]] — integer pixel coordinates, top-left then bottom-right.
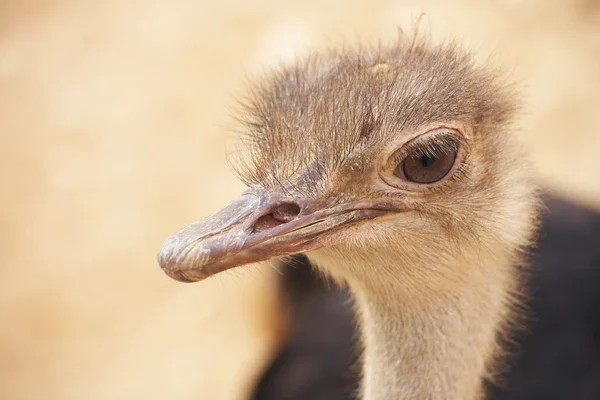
[[159, 40, 533, 284]]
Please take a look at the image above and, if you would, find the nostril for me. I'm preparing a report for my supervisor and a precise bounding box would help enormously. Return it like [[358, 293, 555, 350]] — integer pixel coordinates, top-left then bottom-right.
[[253, 202, 301, 232], [273, 202, 301, 222]]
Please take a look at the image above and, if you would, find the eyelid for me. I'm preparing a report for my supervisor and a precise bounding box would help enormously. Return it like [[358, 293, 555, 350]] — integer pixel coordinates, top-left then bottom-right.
[[385, 130, 463, 169]]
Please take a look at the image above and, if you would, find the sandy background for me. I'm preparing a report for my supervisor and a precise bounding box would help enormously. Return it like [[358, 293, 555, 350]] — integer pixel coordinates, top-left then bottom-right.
[[1, 1, 599, 399]]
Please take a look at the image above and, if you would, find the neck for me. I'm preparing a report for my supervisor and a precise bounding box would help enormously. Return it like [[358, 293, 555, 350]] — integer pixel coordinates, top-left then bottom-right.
[[348, 257, 514, 400]]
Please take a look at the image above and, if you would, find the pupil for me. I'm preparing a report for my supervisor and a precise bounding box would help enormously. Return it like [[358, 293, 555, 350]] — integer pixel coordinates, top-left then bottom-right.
[[421, 155, 436, 167]]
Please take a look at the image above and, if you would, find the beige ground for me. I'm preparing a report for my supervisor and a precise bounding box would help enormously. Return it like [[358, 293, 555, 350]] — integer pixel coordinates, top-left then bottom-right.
[[1, 1, 599, 399]]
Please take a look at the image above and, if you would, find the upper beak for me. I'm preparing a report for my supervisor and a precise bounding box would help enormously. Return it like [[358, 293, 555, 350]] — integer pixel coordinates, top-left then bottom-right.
[[158, 189, 399, 283]]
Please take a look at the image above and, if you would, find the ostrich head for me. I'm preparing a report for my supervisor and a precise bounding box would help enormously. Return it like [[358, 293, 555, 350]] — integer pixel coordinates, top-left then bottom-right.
[[158, 39, 537, 294]]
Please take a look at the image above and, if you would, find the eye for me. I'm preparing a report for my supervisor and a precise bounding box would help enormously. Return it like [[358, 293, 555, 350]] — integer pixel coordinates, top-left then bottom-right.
[[395, 150, 457, 183], [389, 129, 462, 185]]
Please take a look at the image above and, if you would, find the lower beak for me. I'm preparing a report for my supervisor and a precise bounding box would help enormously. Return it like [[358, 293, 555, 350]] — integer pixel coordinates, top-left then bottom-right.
[[158, 190, 397, 283]]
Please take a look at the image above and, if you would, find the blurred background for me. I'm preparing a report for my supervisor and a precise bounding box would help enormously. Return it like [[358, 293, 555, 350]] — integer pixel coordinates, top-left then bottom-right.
[[1, 0, 599, 399]]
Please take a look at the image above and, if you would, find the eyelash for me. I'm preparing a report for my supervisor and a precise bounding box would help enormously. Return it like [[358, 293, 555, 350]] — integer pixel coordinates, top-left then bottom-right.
[[388, 131, 461, 164]]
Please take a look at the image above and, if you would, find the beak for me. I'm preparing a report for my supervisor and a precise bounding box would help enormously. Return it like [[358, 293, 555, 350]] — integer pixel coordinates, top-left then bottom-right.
[[158, 189, 399, 283]]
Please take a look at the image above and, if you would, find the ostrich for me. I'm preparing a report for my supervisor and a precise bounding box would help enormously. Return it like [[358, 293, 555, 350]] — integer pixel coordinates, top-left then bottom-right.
[[158, 37, 539, 400]]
